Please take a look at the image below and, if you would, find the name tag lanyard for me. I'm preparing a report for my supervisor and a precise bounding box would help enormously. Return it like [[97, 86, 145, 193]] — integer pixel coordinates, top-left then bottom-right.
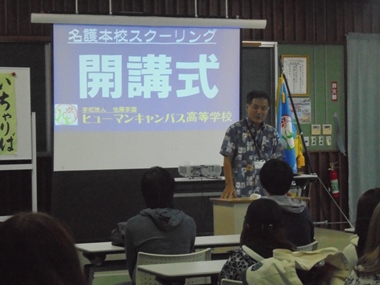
[[245, 119, 263, 161]]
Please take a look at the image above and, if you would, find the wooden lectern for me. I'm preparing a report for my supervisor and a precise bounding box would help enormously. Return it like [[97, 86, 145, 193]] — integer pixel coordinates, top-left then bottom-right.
[[210, 195, 311, 236], [210, 198, 256, 235]]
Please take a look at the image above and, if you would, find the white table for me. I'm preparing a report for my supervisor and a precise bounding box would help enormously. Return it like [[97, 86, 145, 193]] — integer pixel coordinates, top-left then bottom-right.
[[138, 259, 227, 285], [76, 234, 240, 264], [344, 227, 355, 233], [76, 242, 124, 264], [195, 234, 240, 248], [76, 234, 239, 284]]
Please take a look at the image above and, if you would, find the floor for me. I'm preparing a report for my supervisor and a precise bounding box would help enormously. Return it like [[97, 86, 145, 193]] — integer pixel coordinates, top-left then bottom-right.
[[83, 226, 354, 285], [314, 226, 353, 251]]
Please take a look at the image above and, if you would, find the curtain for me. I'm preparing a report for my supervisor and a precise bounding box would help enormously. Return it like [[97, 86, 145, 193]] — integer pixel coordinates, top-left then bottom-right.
[[347, 33, 380, 223]]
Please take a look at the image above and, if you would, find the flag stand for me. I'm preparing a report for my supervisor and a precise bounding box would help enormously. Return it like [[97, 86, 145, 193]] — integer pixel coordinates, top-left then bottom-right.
[[279, 59, 313, 174], [279, 58, 353, 228]]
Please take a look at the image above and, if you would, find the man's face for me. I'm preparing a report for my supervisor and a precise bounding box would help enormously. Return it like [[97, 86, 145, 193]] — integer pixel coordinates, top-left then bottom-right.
[[246, 98, 269, 126]]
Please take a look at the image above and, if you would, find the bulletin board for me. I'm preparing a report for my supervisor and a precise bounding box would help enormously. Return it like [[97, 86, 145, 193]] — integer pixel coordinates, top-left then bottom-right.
[[0, 67, 32, 160]]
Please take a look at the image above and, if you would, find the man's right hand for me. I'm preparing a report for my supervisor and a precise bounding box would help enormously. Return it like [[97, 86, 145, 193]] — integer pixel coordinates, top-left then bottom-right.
[[220, 185, 237, 199]]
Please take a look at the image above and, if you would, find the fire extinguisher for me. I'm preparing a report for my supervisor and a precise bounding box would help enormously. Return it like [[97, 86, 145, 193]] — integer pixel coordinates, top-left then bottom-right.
[[329, 162, 340, 198]]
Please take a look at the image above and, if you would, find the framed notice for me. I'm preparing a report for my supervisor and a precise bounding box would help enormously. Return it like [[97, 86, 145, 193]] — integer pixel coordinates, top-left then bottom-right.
[[281, 55, 308, 96]]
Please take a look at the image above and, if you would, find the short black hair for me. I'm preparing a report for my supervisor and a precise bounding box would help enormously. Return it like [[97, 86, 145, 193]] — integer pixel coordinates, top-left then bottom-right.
[[246, 90, 271, 105], [259, 159, 293, 195], [141, 166, 175, 209]]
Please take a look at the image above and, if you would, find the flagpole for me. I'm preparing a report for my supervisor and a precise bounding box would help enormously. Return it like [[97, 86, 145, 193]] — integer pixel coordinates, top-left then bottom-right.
[[279, 57, 340, 226], [279, 58, 314, 174]]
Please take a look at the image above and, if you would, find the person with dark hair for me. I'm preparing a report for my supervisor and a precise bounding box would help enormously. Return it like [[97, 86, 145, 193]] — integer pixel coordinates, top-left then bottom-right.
[[220, 90, 283, 198], [124, 166, 196, 285], [140, 165, 175, 209], [343, 188, 380, 272], [0, 212, 86, 285], [259, 158, 314, 246], [218, 198, 296, 283], [345, 203, 380, 284]]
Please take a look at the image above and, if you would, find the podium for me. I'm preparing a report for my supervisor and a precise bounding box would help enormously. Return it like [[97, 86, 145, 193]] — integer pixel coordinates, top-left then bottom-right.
[[210, 198, 255, 235]]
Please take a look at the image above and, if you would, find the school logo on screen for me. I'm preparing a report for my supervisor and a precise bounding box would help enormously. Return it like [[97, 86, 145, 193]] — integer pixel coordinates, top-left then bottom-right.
[[55, 104, 78, 125]]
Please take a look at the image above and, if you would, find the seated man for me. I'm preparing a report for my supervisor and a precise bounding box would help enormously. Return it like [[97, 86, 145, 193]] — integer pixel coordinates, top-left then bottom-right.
[[124, 166, 196, 285], [259, 159, 314, 246]]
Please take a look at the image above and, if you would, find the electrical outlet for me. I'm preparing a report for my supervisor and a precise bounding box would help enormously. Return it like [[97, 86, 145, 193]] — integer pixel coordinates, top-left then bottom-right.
[[319, 136, 324, 146], [304, 136, 310, 147], [326, 136, 332, 146], [311, 136, 317, 146]]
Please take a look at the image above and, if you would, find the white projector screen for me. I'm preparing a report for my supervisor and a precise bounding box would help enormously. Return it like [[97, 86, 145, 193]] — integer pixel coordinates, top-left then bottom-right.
[[53, 24, 240, 171]]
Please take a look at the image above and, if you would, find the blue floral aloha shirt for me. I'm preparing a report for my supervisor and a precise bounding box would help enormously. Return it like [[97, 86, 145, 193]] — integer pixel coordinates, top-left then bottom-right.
[[220, 118, 283, 197]]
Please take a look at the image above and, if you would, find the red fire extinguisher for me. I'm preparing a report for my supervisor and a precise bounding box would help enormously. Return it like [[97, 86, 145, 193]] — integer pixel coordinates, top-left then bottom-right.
[[329, 162, 340, 198]]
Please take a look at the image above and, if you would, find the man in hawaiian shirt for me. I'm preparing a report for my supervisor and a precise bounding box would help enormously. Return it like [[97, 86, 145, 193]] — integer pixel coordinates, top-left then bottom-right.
[[220, 90, 283, 198]]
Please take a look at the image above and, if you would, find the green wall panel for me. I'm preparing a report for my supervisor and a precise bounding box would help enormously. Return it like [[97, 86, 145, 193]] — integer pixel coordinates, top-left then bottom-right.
[[278, 44, 345, 152]]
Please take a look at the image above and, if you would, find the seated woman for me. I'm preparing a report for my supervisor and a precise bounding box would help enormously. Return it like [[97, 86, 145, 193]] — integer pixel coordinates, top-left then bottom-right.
[[0, 211, 86, 285], [343, 188, 380, 271], [123, 166, 196, 285], [218, 198, 296, 283], [345, 202, 380, 284]]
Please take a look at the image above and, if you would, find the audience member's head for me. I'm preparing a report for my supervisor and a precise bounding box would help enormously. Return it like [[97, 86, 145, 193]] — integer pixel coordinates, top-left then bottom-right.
[[355, 202, 380, 275], [259, 159, 294, 195], [355, 187, 380, 258], [141, 166, 175, 209], [0, 212, 86, 285], [241, 198, 295, 251]]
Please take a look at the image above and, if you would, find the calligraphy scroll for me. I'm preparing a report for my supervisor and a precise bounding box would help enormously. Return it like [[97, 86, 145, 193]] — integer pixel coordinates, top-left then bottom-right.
[[0, 73, 17, 154]]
